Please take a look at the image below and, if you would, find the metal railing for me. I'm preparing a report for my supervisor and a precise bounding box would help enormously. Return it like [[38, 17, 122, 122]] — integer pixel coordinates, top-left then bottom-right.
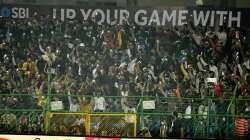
[[0, 93, 249, 139]]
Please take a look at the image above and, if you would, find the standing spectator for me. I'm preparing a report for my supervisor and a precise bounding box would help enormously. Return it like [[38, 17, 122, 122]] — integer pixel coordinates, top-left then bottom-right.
[[160, 119, 168, 138], [169, 111, 184, 138], [184, 102, 193, 137], [22, 57, 38, 79], [67, 86, 80, 112], [234, 113, 248, 140], [93, 89, 107, 112]]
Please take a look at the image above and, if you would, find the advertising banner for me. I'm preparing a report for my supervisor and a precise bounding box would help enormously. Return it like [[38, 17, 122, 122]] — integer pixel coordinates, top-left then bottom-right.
[[1, 5, 250, 28]]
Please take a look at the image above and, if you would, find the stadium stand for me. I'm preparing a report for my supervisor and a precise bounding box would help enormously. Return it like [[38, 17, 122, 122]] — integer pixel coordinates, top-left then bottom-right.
[[0, 13, 250, 139]]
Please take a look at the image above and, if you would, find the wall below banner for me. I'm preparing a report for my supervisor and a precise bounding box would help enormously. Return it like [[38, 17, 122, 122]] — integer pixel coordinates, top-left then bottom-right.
[[0, 135, 168, 140], [0, 135, 85, 140]]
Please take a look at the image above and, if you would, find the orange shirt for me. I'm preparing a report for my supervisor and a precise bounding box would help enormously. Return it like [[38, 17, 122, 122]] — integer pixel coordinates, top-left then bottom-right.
[[235, 118, 248, 137], [175, 84, 181, 98], [118, 31, 123, 48]]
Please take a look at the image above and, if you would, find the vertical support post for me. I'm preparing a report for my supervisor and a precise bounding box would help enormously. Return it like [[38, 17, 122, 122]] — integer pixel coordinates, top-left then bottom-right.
[[44, 112, 50, 134], [45, 66, 52, 134], [140, 92, 144, 128], [134, 114, 137, 137], [233, 97, 237, 136], [226, 112, 229, 138], [44, 66, 52, 115], [207, 98, 210, 138], [47, 68, 51, 111], [86, 113, 91, 136]]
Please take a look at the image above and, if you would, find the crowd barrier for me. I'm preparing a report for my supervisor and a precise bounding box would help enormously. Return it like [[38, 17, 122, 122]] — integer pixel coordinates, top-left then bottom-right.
[[0, 93, 249, 139]]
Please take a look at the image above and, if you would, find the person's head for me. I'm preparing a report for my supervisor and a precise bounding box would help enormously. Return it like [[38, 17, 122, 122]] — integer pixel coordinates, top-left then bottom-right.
[[46, 46, 52, 53], [219, 26, 224, 33], [218, 96, 224, 103], [238, 112, 245, 119], [27, 57, 32, 63], [172, 111, 178, 119], [71, 97, 77, 104]]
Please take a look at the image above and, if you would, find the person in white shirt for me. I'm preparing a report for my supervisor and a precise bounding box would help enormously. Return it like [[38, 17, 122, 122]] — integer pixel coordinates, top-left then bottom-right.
[[243, 59, 250, 70], [217, 28, 227, 46], [184, 102, 193, 137], [120, 84, 132, 112], [68, 86, 80, 112], [92, 64, 103, 79], [94, 95, 106, 112], [121, 90, 129, 111], [184, 104, 192, 119], [67, 90, 80, 112], [196, 103, 208, 136], [197, 53, 208, 72], [39, 43, 56, 67], [127, 58, 137, 74], [209, 64, 219, 82]]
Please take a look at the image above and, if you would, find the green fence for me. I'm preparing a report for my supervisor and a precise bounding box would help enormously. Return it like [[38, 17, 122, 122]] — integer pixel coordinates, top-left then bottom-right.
[[0, 93, 249, 139]]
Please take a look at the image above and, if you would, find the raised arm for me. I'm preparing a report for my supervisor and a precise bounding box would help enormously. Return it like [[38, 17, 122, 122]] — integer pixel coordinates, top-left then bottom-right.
[[208, 37, 216, 49], [11, 51, 16, 66], [67, 87, 72, 105], [38, 43, 46, 54], [180, 63, 189, 80]]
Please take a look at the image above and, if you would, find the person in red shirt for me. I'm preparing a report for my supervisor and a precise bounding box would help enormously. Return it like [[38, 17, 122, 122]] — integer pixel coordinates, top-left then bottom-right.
[[213, 83, 222, 97]]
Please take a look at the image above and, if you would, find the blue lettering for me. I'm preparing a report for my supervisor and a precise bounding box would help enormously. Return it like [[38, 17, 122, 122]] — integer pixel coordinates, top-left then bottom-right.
[[1, 7, 11, 17]]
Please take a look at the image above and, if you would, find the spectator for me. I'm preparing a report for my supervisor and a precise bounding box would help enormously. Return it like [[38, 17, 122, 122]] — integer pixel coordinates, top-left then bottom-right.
[[22, 57, 38, 79], [160, 119, 168, 138], [0, 13, 250, 138], [169, 111, 184, 138], [67, 86, 80, 112], [183, 102, 193, 137], [235, 113, 248, 140], [93, 89, 107, 112]]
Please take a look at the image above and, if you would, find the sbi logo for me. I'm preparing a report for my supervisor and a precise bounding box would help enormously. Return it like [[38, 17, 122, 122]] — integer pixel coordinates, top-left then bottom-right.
[[0, 7, 29, 18]]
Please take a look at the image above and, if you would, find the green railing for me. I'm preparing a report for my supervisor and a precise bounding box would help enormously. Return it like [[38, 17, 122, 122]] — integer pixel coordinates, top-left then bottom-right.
[[0, 93, 249, 138]]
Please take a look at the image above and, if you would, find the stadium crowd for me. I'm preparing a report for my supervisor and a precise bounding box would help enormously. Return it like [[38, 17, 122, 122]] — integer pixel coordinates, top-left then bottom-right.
[[0, 14, 250, 138]]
